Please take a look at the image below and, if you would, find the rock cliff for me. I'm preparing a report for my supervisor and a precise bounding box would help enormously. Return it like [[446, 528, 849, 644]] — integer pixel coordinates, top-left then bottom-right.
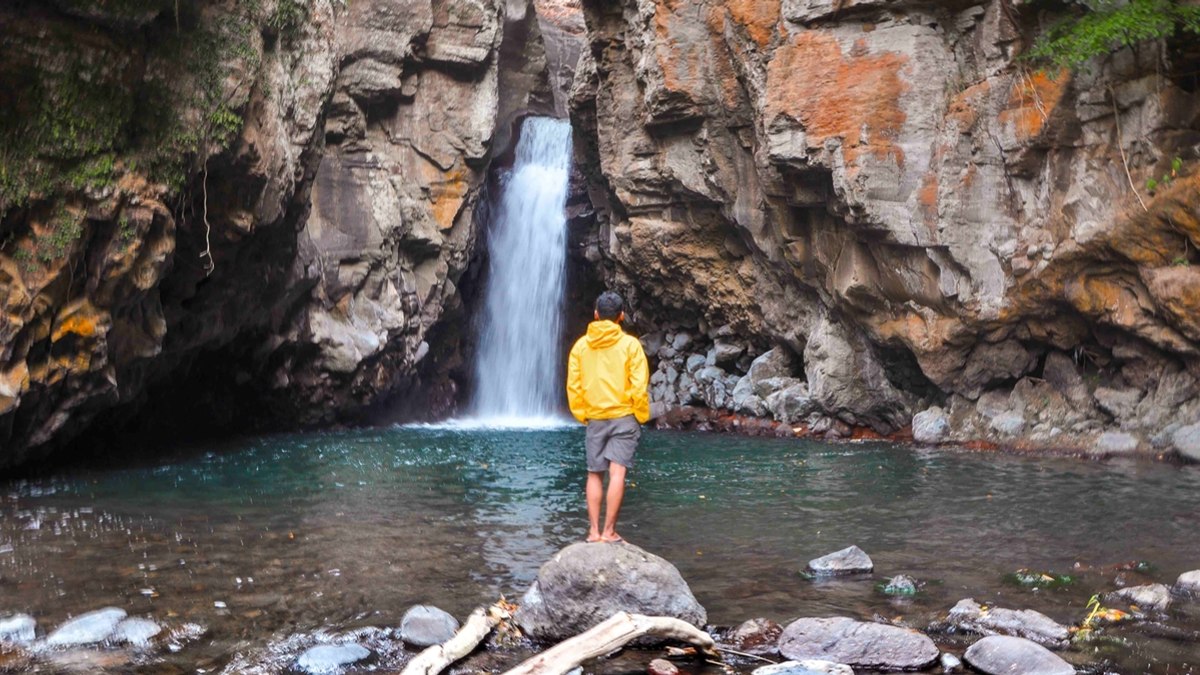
[[0, 0, 566, 467], [570, 0, 1200, 453]]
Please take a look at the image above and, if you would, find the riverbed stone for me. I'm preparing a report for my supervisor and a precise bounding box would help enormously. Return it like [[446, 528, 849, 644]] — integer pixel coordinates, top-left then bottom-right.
[[44, 607, 127, 647], [0, 614, 36, 645], [778, 617, 938, 670], [946, 598, 1070, 648], [295, 643, 371, 674], [1175, 570, 1200, 595], [648, 658, 679, 675], [515, 542, 706, 643], [1107, 583, 1173, 613], [940, 652, 963, 672], [725, 617, 782, 657], [912, 407, 949, 443], [963, 635, 1074, 675], [989, 411, 1026, 437], [112, 618, 160, 647], [752, 660, 853, 675], [1092, 431, 1139, 454], [1172, 423, 1200, 461], [806, 545, 874, 576], [399, 605, 459, 647], [882, 575, 919, 596]]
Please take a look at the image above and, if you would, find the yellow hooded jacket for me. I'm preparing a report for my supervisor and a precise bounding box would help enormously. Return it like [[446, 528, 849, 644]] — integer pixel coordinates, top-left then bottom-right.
[[566, 320, 650, 424]]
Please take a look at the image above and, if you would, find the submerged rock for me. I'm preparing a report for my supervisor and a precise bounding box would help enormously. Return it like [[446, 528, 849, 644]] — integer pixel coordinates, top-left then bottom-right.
[[881, 575, 919, 596], [946, 599, 1070, 648], [778, 617, 938, 670], [295, 643, 371, 675], [112, 618, 160, 647], [752, 660, 853, 675], [514, 542, 706, 643], [1175, 570, 1200, 595], [0, 614, 36, 645], [648, 657, 679, 675], [44, 607, 126, 647], [399, 605, 459, 648], [1107, 583, 1173, 613], [724, 617, 782, 657], [963, 635, 1074, 675], [806, 546, 873, 576]]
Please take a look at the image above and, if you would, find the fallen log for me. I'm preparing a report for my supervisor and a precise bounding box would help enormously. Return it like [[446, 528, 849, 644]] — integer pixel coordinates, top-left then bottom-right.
[[502, 612, 716, 675], [401, 603, 510, 675]]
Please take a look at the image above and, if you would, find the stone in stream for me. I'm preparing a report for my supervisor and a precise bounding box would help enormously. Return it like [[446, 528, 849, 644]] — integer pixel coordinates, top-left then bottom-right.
[[648, 657, 679, 675], [778, 617, 938, 670], [724, 617, 782, 657], [1092, 431, 1139, 455], [881, 575, 919, 596], [1176, 570, 1200, 595], [1171, 422, 1200, 462], [805, 545, 873, 576], [0, 614, 36, 645], [44, 607, 127, 647], [752, 660, 853, 675], [946, 598, 1070, 648], [963, 635, 1074, 675], [514, 542, 706, 643], [295, 643, 371, 675], [112, 617, 161, 647], [912, 407, 949, 443], [940, 652, 963, 672], [1107, 583, 1173, 613], [399, 605, 459, 647]]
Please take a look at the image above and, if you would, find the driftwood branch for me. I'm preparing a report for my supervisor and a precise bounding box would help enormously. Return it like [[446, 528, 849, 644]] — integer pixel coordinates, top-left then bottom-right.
[[502, 612, 715, 675], [401, 603, 509, 675]]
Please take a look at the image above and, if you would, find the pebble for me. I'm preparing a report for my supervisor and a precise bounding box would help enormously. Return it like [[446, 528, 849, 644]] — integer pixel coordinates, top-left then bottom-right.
[[295, 643, 371, 675], [647, 657, 679, 675]]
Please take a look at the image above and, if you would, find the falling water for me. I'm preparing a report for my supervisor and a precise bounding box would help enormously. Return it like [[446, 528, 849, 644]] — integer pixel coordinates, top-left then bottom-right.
[[472, 117, 573, 423]]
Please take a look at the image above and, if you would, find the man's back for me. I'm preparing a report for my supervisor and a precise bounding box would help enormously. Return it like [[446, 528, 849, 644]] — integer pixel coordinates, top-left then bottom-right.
[[567, 320, 650, 424]]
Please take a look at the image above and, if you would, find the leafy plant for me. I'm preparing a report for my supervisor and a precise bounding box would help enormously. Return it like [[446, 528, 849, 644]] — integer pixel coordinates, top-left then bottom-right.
[[1146, 156, 1185, 194], [1073, 593, 1129, 641], [1025, 0, 1200, 69]]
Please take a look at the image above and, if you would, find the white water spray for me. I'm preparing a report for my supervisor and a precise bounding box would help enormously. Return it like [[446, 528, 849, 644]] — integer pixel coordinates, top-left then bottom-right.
[[471, 117, 573, 424]]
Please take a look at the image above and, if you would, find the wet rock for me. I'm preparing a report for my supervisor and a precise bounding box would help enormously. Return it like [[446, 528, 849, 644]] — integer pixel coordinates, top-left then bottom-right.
[[1041, 352, 1090, 408], [112, 617, 160, 647], [295, 643, 371, 675], [1176, 570, 1200, 595], [752, 660, 853, 675], [1093, 387, 1142, 421], [806, 545, 873, 576], [399, 605, 459, 648], [0, 614, 36, 645], [989, 411, 1026, 437], [1107, 583, 1173, 613], [881, 575, 919, 596], [765, 383, 815, 424], [731, 376, 769, 417], [648, 658, 679, 675], [912, 407, 949, 443], [940, 652, 963, 672], [712, 340, 745, 365], [44, 607, 126, 647], [748, 348, 798, 392], [725, 617, 782, 657], [778, 617, 938, 670], [804, 317, 911, 433], [1092, 431, 1139, 455], [962, 635, 1074, 675], [946, 599, 1070, 648], [515, 542, 706, 643], [1172, 423, 1200, 462]]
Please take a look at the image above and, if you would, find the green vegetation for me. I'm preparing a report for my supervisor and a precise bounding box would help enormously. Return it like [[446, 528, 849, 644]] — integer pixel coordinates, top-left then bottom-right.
[[1145, 156, 1184, 193], [1005, 568, 1076, 589], [269, 0, 309, 44], [1025, 0, 1200, 69]]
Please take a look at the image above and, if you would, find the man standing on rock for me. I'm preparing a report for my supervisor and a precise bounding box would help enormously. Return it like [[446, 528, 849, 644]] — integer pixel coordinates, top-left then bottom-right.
[[567, 291, 651, 543]]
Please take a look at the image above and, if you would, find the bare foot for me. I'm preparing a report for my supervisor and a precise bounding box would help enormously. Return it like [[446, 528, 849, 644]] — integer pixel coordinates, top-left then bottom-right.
[[586, 531, 603, 543], [600, 532, 623, 543]]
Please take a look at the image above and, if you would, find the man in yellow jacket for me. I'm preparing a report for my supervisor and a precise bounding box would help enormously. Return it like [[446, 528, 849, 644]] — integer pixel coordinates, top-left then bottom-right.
[[567, 291, 651, 543]]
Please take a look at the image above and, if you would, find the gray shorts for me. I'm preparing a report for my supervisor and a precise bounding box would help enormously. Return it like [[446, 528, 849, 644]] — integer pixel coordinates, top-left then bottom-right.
[[586, 415, 641, 472]]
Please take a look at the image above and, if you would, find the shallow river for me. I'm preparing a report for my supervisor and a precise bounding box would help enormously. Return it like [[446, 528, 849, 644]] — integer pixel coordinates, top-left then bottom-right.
[[2, 426, 1199, 673]]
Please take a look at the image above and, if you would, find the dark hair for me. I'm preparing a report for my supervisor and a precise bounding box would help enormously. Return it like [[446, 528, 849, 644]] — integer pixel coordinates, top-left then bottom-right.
[[595, 291, 624, 321]]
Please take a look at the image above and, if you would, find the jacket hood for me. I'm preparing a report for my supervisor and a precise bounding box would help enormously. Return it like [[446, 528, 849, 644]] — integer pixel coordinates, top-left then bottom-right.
[[586, 320, 624, 349]]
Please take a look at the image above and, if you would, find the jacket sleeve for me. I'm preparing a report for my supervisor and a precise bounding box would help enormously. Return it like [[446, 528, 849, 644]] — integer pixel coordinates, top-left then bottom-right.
[[566, 341, 587, 424], [627, 338, 651, 424]]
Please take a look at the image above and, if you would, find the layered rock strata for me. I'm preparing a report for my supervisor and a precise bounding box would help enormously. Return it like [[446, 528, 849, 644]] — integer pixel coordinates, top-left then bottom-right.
[[570, 0, 1200, 452]]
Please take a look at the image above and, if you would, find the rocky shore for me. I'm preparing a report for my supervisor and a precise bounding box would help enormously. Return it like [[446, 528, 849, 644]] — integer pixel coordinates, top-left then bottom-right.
[[4, 541, 1197, 673]]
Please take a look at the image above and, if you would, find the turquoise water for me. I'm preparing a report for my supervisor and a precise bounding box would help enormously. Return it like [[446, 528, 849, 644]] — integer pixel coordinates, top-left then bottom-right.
[[2, 426, 1199, 672]]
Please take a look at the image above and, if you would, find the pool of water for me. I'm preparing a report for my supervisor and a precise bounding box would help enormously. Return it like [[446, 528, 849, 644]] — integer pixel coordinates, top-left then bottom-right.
[[2, 426, 1198, 672]]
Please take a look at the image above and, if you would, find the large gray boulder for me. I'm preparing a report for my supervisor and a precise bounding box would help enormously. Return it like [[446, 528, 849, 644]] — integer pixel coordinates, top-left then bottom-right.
[[912, 407, 949, 444], [44, 607, 127, 647], [963, 635, 1075, 675], [778, 617, 938, 670], [1173, 423, 1200, 462], [399, 605, 459, 648], [946, 599, 1070, 648], [1176, 569, 1200, 595], [514, 542, 706, 643], [1107, 583, 1173, 613], [806, 546, 873, 576]]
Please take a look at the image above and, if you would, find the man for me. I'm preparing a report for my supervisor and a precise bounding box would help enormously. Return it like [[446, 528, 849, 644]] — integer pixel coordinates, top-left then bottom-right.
[[566, 291, 650, 543]]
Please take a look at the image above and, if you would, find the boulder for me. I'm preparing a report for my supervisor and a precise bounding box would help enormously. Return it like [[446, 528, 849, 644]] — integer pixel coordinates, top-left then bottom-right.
[[988, 411, 1026, 437], [724, 617, 782, 657], [399, 605, 459, 648], [1041, 352, 1090, 408], [44, 607, 127, 647], [946, 599, 1070, 648], [0, 614, 36, 645], [748, 348, 798, 392], [766, 383, 815, 424], [778, 617, 938, 670], [295, 644, 371, 675], [912, 407, 949, 444], [112, 617, 160, 647], [1093, 387, 1142, 420], [752, 660, 853, 675], [1107, 583, 1173, 613], [712, 340, 745, 365], [514, 542, 706, 643], [962, 635, 1074, 675], [1092, 431, 1139, 455], [1175, 569, 1200, 595], [731, 376, 769, 417], [806, 546, 873, 576], [1172, 423, 1200, 462], [881, 575, 919, 596]]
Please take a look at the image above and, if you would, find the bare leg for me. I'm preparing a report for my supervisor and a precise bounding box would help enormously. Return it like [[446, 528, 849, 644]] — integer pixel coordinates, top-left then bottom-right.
[[601, 462, 627, 541], [586, 471, 604, 542]]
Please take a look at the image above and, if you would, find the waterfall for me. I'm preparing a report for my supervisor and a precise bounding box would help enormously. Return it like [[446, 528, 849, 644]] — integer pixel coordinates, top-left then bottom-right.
[[471, 117, 573, 424]]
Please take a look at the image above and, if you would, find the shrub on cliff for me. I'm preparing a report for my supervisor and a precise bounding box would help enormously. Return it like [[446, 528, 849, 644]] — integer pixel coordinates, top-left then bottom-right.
[[1025, 0, 1200, 68]]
